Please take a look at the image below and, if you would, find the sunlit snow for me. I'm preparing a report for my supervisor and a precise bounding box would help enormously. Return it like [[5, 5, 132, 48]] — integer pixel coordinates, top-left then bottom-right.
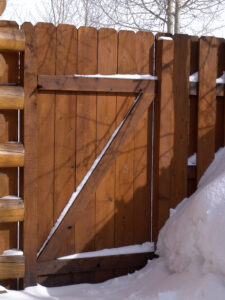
[[2, 148, 225, 299]]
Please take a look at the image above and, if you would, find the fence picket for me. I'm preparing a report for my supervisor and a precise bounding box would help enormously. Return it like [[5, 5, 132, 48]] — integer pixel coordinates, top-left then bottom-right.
[[54, 24, 77, 256], [75, 27, 97, 258], [35, 23, 56, 250], [197, 37, 218, 182], [153, 38, 174, 241], [172, 34, 190, 207]]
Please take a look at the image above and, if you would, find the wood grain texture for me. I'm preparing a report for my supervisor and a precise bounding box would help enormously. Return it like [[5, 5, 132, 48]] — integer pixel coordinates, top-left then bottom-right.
[[0, 256, 24, 279], [95, 27, 117, 282], [75, 27, 97, 254], [38, 91, 154, 261], [0, 21, 19, 263], [133, 31, 154, 244], [0, 142, 24, 167], [0, 197, 24, 222], [38, 252, 155, 276], [54, 24, 77, 256], [22, 22, 38, 287], [38, 75, 156, 93], [197, 37, 218, 182], [95, 28, 117, 251], [153, 39, 174, 241], [0, 28, 25, 51], [115, 30, 136, 248], [0, 86, 24, 110], [0, 172, 8, 197], [172, 34, 190, 207], [0, 114, 6, 137], [35, 23, 56, 251], [0, 54, 7, 77]]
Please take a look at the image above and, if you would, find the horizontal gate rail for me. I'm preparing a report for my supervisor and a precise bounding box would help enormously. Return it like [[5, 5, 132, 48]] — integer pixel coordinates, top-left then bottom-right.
[[38, 74, 157, 93]]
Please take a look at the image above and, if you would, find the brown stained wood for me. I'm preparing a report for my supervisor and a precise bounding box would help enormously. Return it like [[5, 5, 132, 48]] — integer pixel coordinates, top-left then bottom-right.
[[197, 37, 218, 182], [0, 23, 19, 288], [38, 92, 154, 261], [35, 23, 56, 252], [190, 82, 224, 97], [133, 31, 154, 244], [38, 75, 156, 94], [95, 28, 117, 282], [153, 39, 174, 242], [38, 252, 155, 276], [0, 256, 24, 279], [216, 39, 225, 151], [0, 86, 24, 109], [22, 22, 38, 287], [0, 172, 8, 197], [172, 35, 190, 208], [0, 28, 25, 51], [0, 0, 6, 16], [0, 54, 7, 77], [0, 197, 24, 222], [75, 27, 97, 254], [95, 28, 117, 253], [115, 30, 136, 248], [54, 24, 77, 256], [0, 113, 6, 137], [0, 142, 24, 167]]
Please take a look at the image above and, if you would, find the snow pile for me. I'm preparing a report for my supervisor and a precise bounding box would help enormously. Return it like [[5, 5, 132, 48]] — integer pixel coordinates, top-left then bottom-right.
[[157, 147, 225, 277], [2, 148, 225, 299]]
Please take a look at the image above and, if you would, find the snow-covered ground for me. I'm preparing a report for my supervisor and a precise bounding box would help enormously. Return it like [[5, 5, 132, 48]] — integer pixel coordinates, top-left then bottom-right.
[[2, 148, 225, 299]]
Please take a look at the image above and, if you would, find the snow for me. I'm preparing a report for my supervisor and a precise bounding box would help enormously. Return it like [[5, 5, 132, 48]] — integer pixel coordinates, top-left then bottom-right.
[[0, 195, 22, 200], [58, 242, 154, 260], [216, 72, 225, 84], [158, 36, 173, 41], [0, 249, 23, 256], [3, 147, 225, 299], [73, 73, 158, 80], [188, 153, 197, 166], [189, 72, 199, 83]]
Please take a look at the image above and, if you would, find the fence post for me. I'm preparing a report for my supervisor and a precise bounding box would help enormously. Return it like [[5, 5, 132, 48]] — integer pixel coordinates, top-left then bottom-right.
[[153, 38, 174, 242], [197, 37, 218, 182], [22, 22, 38, 287], [172, 34, 190, 207]]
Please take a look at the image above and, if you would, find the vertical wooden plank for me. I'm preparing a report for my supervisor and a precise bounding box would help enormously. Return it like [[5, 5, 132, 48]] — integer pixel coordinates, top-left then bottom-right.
[[215, 39, 225, 151], [197, 37, 218, 182], [75, 27, 97, 253], [172, 34, 190, 207], [133, 31, 154, 244], [35, 23, 56, 250], [54, 24, 77, 256], [153, 38, 174, 241], [22, 22, 38, 287], [95, 28, 117, 282], [95, 28, 117, 250], [115, 31, 136, 248]]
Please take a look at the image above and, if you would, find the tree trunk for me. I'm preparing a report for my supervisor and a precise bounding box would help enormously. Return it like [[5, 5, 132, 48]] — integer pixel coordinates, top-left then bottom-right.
[[175, 0, 180, 33], [167, 0, 173, 34]]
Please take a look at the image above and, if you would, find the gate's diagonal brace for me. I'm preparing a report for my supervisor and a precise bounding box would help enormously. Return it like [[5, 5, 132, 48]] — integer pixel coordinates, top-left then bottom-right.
[[38, 90, 155, 261]]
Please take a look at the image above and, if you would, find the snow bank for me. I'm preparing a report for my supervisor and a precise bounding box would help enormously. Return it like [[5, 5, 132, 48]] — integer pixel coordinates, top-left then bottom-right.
[[2, 148, 225, 299], [157, 147, 225, 277]]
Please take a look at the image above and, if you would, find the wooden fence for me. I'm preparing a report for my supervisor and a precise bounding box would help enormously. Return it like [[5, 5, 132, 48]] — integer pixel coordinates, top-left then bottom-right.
[[0, 20, 225, 287]]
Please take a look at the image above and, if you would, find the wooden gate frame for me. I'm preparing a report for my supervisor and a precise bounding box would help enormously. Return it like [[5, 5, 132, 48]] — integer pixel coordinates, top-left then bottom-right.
[[22, 24, 159, 287]]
